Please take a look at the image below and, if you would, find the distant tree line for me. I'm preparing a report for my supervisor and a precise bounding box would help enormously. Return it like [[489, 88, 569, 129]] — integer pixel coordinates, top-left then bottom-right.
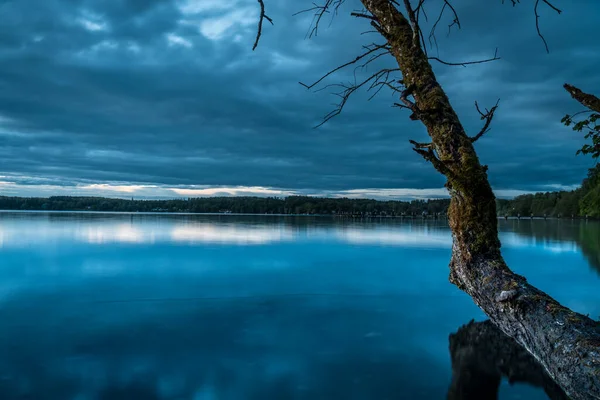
[[1, 166, 598, 218], [496, 164, 600, 218], [0, 195, 450, 217]]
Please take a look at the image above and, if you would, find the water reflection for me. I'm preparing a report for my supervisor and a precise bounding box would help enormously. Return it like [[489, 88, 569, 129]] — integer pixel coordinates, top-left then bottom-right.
[[447, 320, 568, 400], [3, 213, 598, 254], [499, 220, 600, 275], [0, 212, 453, 247], [0, 212, 597, 399], [0, 294, 449, 399]]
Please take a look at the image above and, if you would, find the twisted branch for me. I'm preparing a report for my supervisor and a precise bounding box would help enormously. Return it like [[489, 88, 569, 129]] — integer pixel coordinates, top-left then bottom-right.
[[294, 0, 346, 38], [471, 99, 500, 143], [311, 68, 401, 128], [299, 43, 390, 90]]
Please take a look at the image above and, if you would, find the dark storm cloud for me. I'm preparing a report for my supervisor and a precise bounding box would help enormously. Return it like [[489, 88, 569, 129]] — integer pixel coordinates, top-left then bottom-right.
[[0, 0, 598, 196]]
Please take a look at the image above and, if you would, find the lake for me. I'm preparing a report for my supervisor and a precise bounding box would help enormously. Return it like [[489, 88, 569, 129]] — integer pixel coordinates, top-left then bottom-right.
[[0, 212, 598, 399]]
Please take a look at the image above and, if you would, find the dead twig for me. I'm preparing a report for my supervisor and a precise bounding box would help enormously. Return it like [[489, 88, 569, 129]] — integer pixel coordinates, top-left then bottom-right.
[[428, 48, 500, 67], [471, 99, 500, 142], [299, 43, 390, 90], [252, 0, 273, 51], [294, 0, 346, 38]]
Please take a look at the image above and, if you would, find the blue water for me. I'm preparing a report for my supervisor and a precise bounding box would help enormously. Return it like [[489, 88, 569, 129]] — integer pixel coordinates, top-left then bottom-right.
[[0, 212, 598, 399]]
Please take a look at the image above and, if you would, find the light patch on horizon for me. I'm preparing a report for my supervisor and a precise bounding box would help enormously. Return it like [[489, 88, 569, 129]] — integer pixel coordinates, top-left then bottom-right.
[[541, 183, 580, 192], [0, 179, 544, 201], [170, 186, 298, 198], [81, 184, 155, 194], [494, 189, 536, 198], [334, 188, 449, 199]]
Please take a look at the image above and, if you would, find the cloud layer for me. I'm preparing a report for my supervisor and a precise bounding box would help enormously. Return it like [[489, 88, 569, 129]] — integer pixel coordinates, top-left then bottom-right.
[[0, 0, 598, 198]]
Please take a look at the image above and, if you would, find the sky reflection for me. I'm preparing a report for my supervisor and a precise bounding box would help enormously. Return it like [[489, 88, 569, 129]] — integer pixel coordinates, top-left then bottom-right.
[[0, 213, 590, 252], [0, 213, 598, 399]]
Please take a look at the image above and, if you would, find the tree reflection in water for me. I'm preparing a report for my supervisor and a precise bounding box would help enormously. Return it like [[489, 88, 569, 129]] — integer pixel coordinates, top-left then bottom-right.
[[448, 320, 569, 400], [499, 219, 600, 276]]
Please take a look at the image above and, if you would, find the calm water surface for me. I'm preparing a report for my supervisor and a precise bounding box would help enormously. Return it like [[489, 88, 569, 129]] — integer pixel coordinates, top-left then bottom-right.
[[0, 212, 599, 399]]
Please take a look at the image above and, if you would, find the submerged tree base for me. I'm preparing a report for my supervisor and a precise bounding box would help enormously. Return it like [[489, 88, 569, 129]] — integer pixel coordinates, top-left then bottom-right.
[[449, 249, 600, 400]]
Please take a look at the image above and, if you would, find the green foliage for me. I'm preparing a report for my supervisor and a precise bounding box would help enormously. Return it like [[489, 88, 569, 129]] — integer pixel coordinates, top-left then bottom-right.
[[496, 165, 600, 218], [561, 112, 600, 159]]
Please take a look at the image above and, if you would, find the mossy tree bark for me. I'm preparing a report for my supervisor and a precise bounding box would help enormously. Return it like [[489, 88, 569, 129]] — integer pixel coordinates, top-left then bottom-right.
[[565, 84, 600, 113], [359, 1, 600, 399]]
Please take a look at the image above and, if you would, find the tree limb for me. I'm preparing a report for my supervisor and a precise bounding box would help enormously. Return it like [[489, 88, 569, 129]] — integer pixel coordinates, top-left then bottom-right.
[[294, 0, 346, 38], [471, 99, 500, 143], [312, 67, 400, 128], [402, 0, 421, 47], [350, 11, 376, 20], [428, 0, 461, 52], [400, 84, 420, 120], [428, 48, 500, 67], [564, 84, 600, 113], [252, 0, 273, 51], [299, 43, 389, 90], [411, 144, 453, 177], [503, 0, 561, 53]]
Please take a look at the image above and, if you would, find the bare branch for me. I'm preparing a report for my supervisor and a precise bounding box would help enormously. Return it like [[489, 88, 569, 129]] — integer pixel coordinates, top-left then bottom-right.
[[428, 2, 446, 51], [443, 0, 461, 31], [370, 19, 388, 38], [504, 0, 561, 53], [428, 48, 500, 67], [409, 139, 432, 149], [399, 84, 421, 120], [403, 0, 421, 46], [541, 0, 562, 14], [312, 68, 401, 128], [252, 0, 273, 51], [294, 0, 346, 38], [471, 99, 500, 143], [533, 0, 549, 53], [299, 43, 389, 90], [350, 11, 376, 20], [415, 0, 427, 22], [410, 142, 455, 177], [428, 1, 460, 53]]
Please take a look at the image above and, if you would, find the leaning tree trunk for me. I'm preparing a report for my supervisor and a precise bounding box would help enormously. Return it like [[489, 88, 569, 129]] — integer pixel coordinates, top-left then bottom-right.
[[360, 1, 600, 398]]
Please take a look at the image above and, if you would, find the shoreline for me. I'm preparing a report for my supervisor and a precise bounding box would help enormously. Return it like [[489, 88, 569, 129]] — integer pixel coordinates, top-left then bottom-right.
[[0, 210, 596, 221]]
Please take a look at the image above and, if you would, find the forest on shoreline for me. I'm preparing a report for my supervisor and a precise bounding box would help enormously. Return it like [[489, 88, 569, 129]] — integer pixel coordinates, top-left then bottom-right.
[[1, 163, 597, 218], [1, 165, 598, 218]]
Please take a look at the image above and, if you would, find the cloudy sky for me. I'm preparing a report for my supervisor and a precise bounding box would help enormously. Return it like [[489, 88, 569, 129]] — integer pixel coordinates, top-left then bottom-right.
[[0, 0, 598, 200]]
